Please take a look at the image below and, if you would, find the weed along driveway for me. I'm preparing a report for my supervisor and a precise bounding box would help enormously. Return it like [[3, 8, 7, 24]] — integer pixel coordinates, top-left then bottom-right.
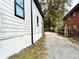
[[45, 32, 79, 59], [8, 32, 79, 59]]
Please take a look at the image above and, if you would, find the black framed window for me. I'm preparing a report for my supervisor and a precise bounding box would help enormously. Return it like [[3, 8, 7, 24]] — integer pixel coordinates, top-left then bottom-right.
[[15, 0, 25, 19], [37, 16, 39, 26]]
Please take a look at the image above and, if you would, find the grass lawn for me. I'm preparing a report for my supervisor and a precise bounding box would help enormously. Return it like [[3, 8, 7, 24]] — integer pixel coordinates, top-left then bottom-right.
[[8, 36, 47, 59]]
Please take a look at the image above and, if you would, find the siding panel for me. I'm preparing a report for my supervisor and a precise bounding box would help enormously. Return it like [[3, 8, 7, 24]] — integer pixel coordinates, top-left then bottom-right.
[[0, 0, 30, 40], [0, 0, 43, 59]]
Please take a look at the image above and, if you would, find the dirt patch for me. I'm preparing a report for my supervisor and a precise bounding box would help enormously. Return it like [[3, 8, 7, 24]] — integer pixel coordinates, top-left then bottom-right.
[[8, 36, 47, 59]]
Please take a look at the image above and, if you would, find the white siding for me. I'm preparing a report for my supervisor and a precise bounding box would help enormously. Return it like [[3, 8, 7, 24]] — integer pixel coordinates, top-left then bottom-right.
[[0, 0, 31, 39], [32, 1, 43, 42], [0, 0, 43, 59]]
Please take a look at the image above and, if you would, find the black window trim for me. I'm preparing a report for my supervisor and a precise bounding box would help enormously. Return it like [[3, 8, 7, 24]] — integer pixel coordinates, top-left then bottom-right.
[[14, 0, 25, 19], [37, 16, 39, 26]]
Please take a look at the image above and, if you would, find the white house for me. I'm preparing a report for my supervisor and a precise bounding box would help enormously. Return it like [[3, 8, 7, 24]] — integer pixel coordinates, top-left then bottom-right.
[[0, 0, 44, 59]]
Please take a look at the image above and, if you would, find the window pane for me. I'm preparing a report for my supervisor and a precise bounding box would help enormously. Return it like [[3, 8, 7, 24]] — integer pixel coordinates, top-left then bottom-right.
[[37, 16, 39, 26], [16, 5, 23, 17], [16, 0, 23, 8]]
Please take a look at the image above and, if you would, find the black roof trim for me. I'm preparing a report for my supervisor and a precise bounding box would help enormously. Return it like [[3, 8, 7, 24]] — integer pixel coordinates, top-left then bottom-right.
[[63, 3, 79, 20], [33, 0, 44, 17]]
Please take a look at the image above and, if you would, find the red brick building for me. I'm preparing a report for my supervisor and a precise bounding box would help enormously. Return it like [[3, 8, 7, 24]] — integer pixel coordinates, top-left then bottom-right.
[[63, 3, 79, 36]]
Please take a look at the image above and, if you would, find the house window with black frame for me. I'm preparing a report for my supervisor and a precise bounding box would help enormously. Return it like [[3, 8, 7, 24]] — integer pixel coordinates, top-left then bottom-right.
[[15, 0, 25, 19], [37, 16, 39, 26]]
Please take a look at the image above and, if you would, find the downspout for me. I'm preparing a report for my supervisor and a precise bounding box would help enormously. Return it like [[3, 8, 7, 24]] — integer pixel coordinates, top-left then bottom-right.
[[31, 0, 34, 44]]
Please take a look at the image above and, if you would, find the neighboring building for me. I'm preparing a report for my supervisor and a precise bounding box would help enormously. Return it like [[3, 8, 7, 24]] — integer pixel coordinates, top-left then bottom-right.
[[0, 0, 44, 59], [63, 3, 79, 36]]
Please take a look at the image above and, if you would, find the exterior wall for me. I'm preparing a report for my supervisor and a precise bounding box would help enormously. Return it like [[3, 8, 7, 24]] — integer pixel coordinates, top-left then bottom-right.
[[65, 8, 79, 26], [32, 1, 43, 43], [0, 0, 43, 59], [0, 10, 1, 32], [64, 8, 79, 36]]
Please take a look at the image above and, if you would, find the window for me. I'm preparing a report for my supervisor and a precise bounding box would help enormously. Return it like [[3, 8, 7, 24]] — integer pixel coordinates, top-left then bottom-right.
[[73, 12, 76, 17], [68, 17, 70, 20], [37, 16, 39, 26], [15, 0, 25, 19], [73, 25, 77, 30]]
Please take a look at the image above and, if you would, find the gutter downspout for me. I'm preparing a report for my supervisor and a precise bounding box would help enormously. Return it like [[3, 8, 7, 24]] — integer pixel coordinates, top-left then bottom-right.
[[31, 0, 34, 44]]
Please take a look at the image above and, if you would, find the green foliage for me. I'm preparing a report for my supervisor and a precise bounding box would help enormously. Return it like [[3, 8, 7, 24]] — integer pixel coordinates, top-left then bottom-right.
[[43, 0, 71, 31], [48, 0, 64, 19], [44, 17, 49, 27]]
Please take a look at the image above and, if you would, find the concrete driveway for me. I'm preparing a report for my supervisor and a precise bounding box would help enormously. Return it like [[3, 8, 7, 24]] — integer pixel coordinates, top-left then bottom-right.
[[45, 32, 79, 59]]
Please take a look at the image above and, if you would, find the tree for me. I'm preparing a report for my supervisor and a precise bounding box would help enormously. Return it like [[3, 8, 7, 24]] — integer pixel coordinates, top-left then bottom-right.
[[39, 0, 72, 31]]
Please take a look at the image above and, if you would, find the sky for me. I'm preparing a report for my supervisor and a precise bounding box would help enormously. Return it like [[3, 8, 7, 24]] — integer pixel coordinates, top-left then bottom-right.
[[65, 0, 79, 14], [69, 0, 79, 10]]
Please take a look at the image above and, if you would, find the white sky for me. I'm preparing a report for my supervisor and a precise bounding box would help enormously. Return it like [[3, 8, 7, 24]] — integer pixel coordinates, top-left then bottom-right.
[[65, 0, 79, 14], [70, 0, 79, 10]]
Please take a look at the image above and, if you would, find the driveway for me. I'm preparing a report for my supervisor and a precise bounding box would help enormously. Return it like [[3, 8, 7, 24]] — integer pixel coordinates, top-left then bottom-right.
[[45, 32, 79, 59]]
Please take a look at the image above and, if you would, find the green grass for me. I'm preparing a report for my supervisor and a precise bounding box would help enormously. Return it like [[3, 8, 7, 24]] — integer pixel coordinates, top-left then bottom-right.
[[8, 36, 46, 59]]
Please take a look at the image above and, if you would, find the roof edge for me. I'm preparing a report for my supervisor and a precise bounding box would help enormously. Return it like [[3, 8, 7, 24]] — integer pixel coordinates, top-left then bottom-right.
[[63, 3, 79, 20], [33, 0, 44, 17]]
